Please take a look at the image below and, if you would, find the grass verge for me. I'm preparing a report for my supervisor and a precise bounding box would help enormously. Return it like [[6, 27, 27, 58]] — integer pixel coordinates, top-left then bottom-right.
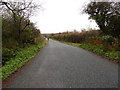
[[79, 43, 120, 62], [0, 41, 48, 80], [53, 39, 120, 63]]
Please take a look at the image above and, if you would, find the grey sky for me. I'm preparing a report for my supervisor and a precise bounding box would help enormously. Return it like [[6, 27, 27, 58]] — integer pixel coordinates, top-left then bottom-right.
[[3, 0, 120, 33], [30, 0, 99, 34], [3, 0, 100, 34]]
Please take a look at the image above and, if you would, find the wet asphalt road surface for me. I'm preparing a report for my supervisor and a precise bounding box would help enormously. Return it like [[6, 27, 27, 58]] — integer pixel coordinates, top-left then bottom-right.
[[8, 40, 118, 88]]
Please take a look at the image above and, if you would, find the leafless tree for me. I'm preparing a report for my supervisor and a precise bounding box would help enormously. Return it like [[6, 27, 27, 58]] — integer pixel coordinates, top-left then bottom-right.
[[1, 0, 41, 43]]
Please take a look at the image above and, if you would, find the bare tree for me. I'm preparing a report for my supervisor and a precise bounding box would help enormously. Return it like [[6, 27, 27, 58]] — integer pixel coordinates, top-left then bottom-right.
[[1, 0, 41, 43]]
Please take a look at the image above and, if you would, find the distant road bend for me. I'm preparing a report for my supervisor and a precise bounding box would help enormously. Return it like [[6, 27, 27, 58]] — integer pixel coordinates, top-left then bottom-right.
[[8, 39, 118, 88]]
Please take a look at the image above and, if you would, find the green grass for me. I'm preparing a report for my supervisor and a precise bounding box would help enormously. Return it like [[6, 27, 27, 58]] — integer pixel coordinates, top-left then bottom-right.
[[79, 43, 120, 61], [79, 44, 105, 54], [0, 42, 47, 80], [53, 39, 120, 63]]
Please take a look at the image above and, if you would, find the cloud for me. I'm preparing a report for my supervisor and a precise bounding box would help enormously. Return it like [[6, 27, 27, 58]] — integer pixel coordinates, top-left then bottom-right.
[[30, 0, 99, 33]]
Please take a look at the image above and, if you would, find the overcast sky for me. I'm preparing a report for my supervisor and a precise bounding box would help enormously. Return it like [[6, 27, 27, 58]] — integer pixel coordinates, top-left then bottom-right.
[[30, 0, 99, 34], [4, 0, 120, 34]]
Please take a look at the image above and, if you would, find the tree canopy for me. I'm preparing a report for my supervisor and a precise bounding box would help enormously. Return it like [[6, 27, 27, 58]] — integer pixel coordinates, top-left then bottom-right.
[[84, 2, 120, 38]]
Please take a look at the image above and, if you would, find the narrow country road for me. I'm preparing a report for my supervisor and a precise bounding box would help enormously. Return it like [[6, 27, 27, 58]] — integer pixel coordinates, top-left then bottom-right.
[[8, 40, 118, 88]]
